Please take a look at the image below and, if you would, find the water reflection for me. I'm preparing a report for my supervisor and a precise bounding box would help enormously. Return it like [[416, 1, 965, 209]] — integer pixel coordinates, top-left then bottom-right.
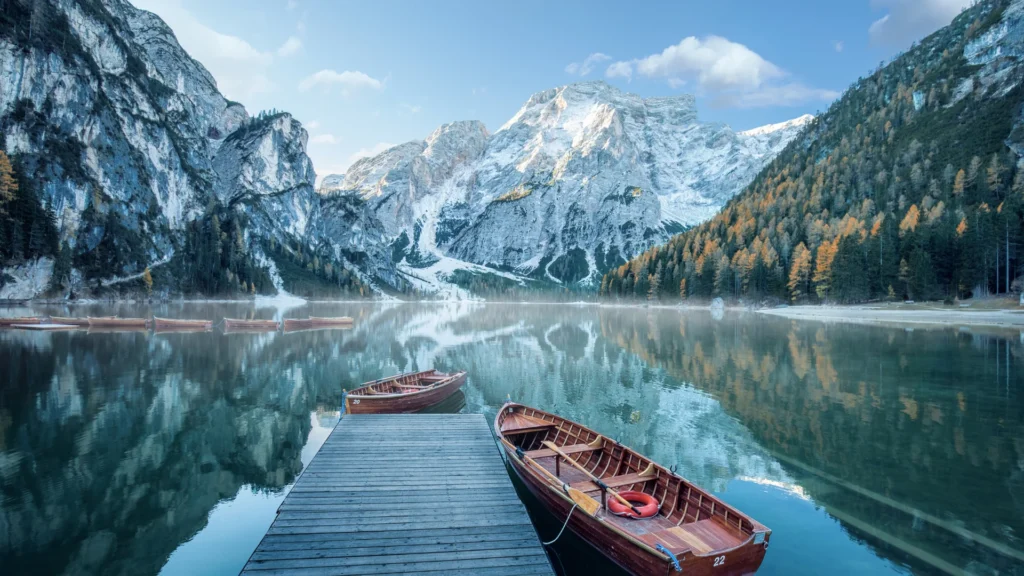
[[0, 303, 1020, 576]]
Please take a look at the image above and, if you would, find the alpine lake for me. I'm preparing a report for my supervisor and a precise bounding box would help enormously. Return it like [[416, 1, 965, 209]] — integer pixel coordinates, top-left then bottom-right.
[[0, 302, 1021, 576]]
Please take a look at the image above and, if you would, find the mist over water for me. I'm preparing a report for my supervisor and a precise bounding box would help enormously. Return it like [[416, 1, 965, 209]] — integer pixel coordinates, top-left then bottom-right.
[[0, 303, 1021, 575]]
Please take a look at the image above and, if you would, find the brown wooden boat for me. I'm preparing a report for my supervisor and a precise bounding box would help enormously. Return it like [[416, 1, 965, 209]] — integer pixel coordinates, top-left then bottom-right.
[[153, 317, 213, 330], [309, 316, 354, 326], [50, 316, 114, 327], [0, 317, 43, 326], [223, 318, 280, 331], [496, 403, 771, 576], [87, 317, 149, 328], [343, 370, 467, 414], [282, 318, 313, 332], [13, 323, 82, 331]]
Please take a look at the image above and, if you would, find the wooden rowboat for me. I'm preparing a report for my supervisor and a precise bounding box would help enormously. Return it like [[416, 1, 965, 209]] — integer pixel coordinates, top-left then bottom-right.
[[309, 316, 354, 326], [50, 316, 114, 327], [496, 403, 771, 576], [344, 370, 467, 414], [153, 317, 212, 330], [282, 318, 313, 332], [223, 318, 280, 331], [283, 317, 353, 332], [87, 317, 149, 328], [0, 317, 43, 326]]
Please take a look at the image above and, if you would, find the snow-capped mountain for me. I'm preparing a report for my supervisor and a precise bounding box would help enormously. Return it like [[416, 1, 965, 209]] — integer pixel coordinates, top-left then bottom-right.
[[327, 82, 809, 289]]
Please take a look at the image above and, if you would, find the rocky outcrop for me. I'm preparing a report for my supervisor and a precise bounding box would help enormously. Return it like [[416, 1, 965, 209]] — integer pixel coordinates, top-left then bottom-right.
[[0, 0, 397, 296]]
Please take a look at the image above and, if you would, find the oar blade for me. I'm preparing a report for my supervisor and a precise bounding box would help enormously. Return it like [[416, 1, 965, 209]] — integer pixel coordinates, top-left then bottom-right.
[[567, 488, 601, 516]]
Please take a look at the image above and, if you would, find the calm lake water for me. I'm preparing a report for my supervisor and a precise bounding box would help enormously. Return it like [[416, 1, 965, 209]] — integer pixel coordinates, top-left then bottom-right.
[[0, 302, 1022, 576]]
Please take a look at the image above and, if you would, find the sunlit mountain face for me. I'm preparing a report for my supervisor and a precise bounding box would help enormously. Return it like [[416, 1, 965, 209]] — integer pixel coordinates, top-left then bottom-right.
[[0, 302, 1021, 575]]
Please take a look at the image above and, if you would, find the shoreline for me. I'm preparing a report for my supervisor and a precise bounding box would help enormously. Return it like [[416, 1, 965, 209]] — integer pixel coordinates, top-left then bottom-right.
[[757, 304, 1024, 329]]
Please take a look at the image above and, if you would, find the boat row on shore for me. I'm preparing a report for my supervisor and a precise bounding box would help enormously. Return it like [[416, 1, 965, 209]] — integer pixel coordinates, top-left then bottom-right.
[[0, 315, 355, 333]]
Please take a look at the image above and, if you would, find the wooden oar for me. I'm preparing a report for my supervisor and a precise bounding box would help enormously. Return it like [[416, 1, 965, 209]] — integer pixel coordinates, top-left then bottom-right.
[[542, 440, 643, 517], [507, 441, 600, 515]]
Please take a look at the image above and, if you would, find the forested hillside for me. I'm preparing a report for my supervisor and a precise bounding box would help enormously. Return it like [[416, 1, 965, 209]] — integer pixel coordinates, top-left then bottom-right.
[[602, 0, 1024, 303]]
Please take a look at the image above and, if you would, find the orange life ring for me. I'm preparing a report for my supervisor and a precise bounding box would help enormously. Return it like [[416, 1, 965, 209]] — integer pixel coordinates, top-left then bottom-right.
[[607, 490, 659, 519]]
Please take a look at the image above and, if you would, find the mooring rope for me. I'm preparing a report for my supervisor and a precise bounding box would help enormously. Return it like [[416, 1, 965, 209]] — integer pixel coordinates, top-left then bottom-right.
[[541, 501, 578, 546]]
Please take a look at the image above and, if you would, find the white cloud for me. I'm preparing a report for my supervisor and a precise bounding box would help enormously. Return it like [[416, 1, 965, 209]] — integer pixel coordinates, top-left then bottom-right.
[[633, 36, 783, 91], [298, 69, 383, 94], [304, 120, 320, 130], [132, 0, 274, 103], [605, 61, 633, 81], [310, 133, 338, 145], [277, 36, 302, 57], [606, 35, 836, 108], [868, 0, 971, 48], [565, 52, 612, 76], [835, 41, 844, 52], [286, 0, 298, 10], [400, 103, 422, 114]]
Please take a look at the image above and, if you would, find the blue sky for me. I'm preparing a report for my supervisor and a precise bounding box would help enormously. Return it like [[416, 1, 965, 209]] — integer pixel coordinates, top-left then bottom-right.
[[132, 0, 971, 181]]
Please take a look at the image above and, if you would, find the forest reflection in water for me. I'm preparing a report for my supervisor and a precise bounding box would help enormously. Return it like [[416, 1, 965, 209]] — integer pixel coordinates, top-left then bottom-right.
[[0, 301, 1020, 575]]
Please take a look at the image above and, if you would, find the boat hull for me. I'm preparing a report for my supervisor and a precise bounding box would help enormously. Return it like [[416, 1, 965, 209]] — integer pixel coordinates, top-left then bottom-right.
[[50, 316, 110, 327], [0, 317, 43, 326], [87, 317, 149, 328], [496, 404, 769, 576], [309, 316, 354, 327], [153, 317, 212, 330], [223, 319, 279, 331], [345, 372, 467, 414]]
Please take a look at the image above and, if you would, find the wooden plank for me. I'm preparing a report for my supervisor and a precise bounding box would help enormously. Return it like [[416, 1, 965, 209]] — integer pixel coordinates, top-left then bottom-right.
[[242, 414, 554, 575]]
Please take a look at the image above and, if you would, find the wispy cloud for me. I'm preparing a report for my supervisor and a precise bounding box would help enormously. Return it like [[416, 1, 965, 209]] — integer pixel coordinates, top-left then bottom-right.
[[400, 103, 422, 114], [277, 36, 302, 57], [298, 69, 383, 94], [606, 35, 837, 108], [565, 52, 612, 76], [835, 41, 844, 52], [304, 120, 320, 130], [868, 0, 971, 48], [605, 61, 633, 81]]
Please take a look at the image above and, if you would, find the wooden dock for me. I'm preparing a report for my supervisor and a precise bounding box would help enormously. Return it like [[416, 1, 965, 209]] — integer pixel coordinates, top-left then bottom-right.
[[241, 413, 555, 575]]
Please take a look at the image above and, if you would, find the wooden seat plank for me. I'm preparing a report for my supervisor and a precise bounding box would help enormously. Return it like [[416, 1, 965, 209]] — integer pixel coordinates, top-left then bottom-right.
[[570, 471, 657, 492]]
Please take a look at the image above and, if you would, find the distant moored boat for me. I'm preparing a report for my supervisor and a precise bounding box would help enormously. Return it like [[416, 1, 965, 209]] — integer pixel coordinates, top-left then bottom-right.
[[87, 317, 149, 328], [344, 370, 467, 414], [152, 317, 213, 330], [0, 317, 43, 326], [50, 316, 113, 327], [223, 318, 280, 331]]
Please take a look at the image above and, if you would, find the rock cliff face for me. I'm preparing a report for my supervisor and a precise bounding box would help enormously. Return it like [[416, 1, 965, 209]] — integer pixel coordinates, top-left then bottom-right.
[[328, 82, 809, 288], [0, 0, 395, 296]]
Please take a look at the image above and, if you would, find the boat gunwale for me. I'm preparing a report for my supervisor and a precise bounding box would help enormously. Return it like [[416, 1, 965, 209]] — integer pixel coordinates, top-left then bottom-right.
[[346, 370, 465, 399], [495, 402, 768, 563]]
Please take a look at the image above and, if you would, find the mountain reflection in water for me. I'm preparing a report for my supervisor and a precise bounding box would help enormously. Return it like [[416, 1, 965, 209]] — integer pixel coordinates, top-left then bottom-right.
[[0, 302, 1020, 576]]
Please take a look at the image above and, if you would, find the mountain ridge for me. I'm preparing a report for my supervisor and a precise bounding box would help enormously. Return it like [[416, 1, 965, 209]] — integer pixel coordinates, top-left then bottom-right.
[[602, 0, 1024, 304], [321, 80, 810, 294]]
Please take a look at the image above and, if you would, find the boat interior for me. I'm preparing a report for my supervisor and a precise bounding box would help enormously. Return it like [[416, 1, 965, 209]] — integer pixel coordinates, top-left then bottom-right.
[[499, 406, 757, 557], [357, 371, 453, 395]]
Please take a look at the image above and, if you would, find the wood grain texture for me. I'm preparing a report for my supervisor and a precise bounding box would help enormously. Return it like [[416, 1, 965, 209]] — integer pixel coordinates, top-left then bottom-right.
[[241, 414, 554, 575]]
